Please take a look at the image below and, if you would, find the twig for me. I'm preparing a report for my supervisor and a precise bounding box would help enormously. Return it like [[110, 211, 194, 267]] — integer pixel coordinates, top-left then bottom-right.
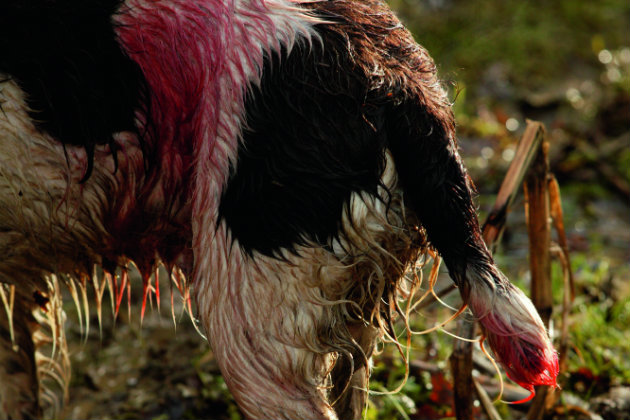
[[524, 128, 555, 420], [546, 175, 575, 408], [523, 130, 552, 325], [451, 121, 548, 420], [482, 121, 547, 251], [450, 121, 544, 420], [450, 314, 475, 420], [550, 243, 572, 376], [473, 376, 502, 420], [548, 176, 575, 302]]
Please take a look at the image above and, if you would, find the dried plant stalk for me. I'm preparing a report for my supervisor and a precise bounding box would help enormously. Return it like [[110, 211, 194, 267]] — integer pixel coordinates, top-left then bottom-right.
[[524, 129, 557, 420], [482, 121, 547, 252], [451, 121, 550, 420], [473, 376, 502, 420], [450, 314, 475, 420]]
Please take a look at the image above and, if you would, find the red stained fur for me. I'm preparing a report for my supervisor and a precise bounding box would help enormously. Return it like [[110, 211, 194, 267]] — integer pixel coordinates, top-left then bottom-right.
[[480, 312, 559, 393], [468, 277, 559, 399]]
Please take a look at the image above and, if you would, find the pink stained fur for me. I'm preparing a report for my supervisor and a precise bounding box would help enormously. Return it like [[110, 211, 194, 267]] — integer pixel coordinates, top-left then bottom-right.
[[115, 0, 292, 157], [114, 2, 327, 417], [112, 0, 307, 272], [468, 268, 559, 399], [111, 0, 558, 414]]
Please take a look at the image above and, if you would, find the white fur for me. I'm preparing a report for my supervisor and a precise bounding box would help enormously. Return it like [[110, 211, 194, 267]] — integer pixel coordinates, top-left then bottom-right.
[[195, 150, 425, 419], [180, 3, 336, 418], [0, 77, 143, 417], [0, 79, 119, 286]]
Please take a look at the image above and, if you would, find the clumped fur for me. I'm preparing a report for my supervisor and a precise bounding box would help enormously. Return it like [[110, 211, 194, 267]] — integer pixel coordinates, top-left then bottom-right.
[[0, 1, 557, 419]]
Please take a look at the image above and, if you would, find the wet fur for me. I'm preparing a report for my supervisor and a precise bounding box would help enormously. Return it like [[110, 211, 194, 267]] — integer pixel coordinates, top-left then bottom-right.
[[0, 1, 557, 419]]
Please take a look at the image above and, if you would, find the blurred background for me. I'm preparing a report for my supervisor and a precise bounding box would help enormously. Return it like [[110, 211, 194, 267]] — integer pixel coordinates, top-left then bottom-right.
[[60, 1, 629, 419]]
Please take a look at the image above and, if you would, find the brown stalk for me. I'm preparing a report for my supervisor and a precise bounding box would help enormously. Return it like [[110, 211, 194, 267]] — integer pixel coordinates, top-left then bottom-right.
[[473, 376, 502, 420], [524, 128, 556, 420], [451, 121, 550, 420], [547, 175, 575, 407]]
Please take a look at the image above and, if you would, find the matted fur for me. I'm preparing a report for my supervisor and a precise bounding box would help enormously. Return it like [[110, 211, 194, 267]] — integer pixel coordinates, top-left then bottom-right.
[[467, 263, 559, 396], [195, 152, 428, 418], [0, 1, 557, 419], [0, 77, 157, 417]]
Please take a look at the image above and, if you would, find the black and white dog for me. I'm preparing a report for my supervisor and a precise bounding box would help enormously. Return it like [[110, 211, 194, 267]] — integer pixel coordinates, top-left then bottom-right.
[[0, 1, 557, 418]]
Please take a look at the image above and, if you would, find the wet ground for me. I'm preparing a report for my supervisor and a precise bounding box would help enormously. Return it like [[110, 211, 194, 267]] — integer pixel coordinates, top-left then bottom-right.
[[59, 292, 241, 420]]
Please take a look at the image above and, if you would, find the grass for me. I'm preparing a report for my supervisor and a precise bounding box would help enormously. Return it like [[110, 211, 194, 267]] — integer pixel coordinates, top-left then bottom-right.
[[567, 256, 630, 387]]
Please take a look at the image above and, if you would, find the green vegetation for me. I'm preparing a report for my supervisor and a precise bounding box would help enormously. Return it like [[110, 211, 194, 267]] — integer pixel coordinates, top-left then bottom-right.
[[389, 0, 630, 96]]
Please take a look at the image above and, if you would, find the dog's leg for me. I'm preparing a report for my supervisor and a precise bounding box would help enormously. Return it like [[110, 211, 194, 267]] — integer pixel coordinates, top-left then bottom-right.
[[0, 295, 40, 420]]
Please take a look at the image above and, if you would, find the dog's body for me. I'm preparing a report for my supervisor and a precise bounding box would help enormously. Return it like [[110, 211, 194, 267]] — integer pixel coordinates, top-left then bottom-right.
[[0, 1, 557, 418]]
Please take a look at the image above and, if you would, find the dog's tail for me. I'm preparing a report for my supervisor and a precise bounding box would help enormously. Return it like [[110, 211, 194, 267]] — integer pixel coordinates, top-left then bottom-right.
[[386, 92, 558, 397]]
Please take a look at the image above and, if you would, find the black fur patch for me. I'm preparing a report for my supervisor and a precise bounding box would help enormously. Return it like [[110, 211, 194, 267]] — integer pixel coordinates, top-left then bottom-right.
[[220, 0, 485, 274], [0, 0, 144, 179], [384, 99, 486, 281], [219, 38, 389, 256]]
